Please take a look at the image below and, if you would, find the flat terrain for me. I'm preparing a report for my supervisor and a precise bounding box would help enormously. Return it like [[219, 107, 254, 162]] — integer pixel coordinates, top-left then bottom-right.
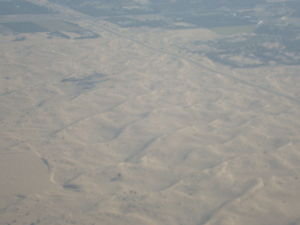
[[0, 0, 300, 225]]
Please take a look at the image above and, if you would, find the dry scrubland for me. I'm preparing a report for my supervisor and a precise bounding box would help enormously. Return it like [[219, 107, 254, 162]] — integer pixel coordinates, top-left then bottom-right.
[[1, 4, 300, 225]]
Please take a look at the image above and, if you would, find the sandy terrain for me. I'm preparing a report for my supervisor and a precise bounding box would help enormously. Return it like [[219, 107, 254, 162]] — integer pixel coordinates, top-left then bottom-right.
[[1, 2, 300, 225]]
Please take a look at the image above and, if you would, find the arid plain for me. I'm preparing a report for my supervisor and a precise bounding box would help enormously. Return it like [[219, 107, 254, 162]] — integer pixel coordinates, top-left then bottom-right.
[[1, 1, 300, 225]]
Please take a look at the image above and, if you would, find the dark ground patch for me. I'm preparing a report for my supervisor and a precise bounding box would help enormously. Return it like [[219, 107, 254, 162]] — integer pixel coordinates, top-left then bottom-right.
[[61, 73, 107, 90], [0, 0, 52, 15], [200, 28, 300, 68], [63, 183, 81, 191], [0, 19, 101, 39], [0, 22, 48, 33]]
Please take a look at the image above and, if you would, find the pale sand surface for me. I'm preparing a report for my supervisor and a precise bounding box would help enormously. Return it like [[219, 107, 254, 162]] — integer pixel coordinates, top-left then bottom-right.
[[1, 3, 300, 225]]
